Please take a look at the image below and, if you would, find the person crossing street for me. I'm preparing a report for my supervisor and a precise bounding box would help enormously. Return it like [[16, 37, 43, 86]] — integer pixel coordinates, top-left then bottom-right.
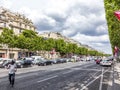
[[6, 60, 17, 87]]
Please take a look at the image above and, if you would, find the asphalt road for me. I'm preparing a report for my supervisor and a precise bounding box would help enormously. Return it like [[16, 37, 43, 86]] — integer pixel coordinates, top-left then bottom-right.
[[0, 61, 112, 90]]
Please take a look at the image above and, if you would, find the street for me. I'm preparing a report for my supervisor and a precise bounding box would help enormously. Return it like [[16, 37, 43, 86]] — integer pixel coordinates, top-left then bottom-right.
[[0, 61, 112, 90]]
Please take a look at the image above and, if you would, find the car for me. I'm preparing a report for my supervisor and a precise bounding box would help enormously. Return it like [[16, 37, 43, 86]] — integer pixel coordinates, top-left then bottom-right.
[[59, 58, 67, 63], [16, 59, 33, 68], [0, 59, 13, 68], [95, 59, 102, 64], [32, 58, 41, 65], [16, 60, 24, 68], [55, 59, 62, 63], [31, 56, 43, 65], [0, 60, 6, 68], [50, 59, 57, 64], [37, 58, 53, 66], [31, 56, 42, 60], [100, 59, 112, 67]]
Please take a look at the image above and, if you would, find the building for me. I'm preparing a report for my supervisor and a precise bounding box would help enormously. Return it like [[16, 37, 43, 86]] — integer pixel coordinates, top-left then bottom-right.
[[39, 32, 95, 51], [0, 7, 36, 34], [0, 7, 36, 59]]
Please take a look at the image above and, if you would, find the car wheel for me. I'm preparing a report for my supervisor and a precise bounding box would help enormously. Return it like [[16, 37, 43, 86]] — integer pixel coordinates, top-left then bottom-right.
[[21, 65, 23, 68], [31, 64, 33, 67], [44, 63, 46, 66], [51, 62, 53, 65], [4, 65, 6, 68]]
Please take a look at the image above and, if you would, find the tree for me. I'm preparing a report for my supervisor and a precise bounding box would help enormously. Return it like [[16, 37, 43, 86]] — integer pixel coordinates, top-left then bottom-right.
[[0, 28, 17, 48], [104, 0, 120, 53], [55, 39, 67, 55]]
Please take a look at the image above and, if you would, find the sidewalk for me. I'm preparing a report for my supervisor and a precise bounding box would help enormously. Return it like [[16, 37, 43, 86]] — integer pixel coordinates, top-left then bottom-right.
[[113, 62, 120, 90], [107, 62, 120, 90]]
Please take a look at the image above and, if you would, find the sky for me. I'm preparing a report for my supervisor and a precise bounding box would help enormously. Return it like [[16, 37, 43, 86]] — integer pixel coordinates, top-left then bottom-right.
[[0, 0, 112, 54]]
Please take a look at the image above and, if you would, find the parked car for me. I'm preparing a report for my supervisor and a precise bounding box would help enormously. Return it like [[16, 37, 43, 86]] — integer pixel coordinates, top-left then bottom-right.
[[37, 59, 53, 66], [32, 58, 41, 65], [0, 60, 6, 68], [59, 58, 67, 63], [31, 56, 42, 60], [55, 59, 62, 63], [50, 59, 57, 64], [100, 59, 112, 67], [31, 56, 43, 65], [0, 59, 13, 68], [16, 60, 24, 68], [16, 59, 33, 68]]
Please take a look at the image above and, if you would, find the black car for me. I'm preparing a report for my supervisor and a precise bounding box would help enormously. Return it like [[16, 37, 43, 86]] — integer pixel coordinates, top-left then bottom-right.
[[55, 59, 62, 64], [49, 59, 57, 64], [16, 59, 33, 68], [37, 59, 53, 66], [59, 58, 67, 63]]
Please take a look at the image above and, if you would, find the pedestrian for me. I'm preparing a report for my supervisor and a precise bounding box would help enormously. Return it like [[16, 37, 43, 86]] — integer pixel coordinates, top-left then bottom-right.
[[6, 60, 17, 87]]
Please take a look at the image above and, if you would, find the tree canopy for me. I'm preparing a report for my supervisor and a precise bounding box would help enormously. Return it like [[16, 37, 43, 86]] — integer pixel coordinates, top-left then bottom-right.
[[104, 0, 120, 53], [0, 28, 106, 56]]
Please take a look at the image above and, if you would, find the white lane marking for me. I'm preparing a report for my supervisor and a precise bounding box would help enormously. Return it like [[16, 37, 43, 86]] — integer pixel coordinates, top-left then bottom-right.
[[81, 68, 109, 90], [73, 68, 101, 72], [63, 70, 73, 74], [37, 75, 58, 83], [92, 70, 100, 77], [99, 67, 104, 90]]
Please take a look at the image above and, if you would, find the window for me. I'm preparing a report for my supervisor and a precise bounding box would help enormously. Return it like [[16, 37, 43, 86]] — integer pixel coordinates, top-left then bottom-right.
[[4, 23, 6, 27], [19, 29, 22, 33]]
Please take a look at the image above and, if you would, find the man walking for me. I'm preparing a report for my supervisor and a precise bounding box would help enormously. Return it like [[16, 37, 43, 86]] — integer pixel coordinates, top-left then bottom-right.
[[7, 60, 17, 87]]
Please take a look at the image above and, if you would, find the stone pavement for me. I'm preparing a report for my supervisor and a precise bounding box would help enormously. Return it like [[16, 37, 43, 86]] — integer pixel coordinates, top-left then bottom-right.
[[113, 62, 120, 90], [107, 62, 120, 90]]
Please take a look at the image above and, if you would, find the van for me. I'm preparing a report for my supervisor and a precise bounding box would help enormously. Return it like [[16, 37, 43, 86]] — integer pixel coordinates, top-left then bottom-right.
[[31, 56, 42, 59], [31, 56, 42, 65]]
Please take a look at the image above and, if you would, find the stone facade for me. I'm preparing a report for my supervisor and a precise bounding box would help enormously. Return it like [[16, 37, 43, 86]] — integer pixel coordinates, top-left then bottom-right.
[[0, 7, 35, 34], [39, 32, 95, 51], [0, 7, 36, 59]]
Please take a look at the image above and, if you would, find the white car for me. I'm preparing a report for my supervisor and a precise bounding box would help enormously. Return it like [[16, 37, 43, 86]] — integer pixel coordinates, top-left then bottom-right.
[[100, 59, 112, 66]]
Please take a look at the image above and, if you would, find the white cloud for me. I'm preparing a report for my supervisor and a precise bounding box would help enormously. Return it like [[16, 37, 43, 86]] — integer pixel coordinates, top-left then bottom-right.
[[0, 0, 12, 9], [71, 33, 112, 54], [96, 24, 108, 34], [17, 7, 57, 29], [72, 33, 109, 43]]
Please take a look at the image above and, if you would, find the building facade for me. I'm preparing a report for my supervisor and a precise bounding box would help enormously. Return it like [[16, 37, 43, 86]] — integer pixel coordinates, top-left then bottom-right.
[[0, 7, 36, 59], [39, 32, 95, 51]]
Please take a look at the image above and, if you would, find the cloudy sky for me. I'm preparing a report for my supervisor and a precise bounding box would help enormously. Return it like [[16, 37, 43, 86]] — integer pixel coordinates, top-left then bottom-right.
[[0, 0, 112, 54]]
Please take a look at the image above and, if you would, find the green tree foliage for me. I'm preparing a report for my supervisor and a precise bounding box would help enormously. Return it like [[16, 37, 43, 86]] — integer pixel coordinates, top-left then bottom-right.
[[0, 28, 17, 48], [55, 39, 67, 55], [22, 29, 37, 38], [104, 0, 120, 52], [0, 28, 106, 56], [43, 38, 56, 51]]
